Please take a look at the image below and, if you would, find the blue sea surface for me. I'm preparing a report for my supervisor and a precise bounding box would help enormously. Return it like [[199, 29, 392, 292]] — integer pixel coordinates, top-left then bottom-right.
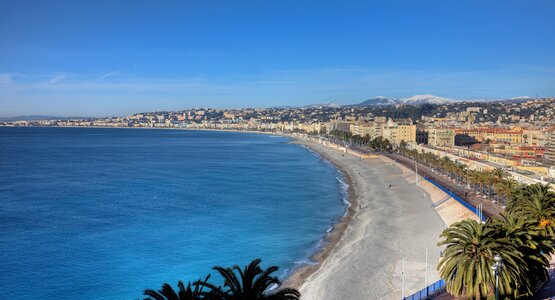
[[0, 127, 346, 299]]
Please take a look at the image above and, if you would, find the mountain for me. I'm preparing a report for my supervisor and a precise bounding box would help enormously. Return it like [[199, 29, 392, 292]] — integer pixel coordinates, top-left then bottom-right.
[[400, 94, 457, 105], [303, 101, 343, 108], [510, 96, 533, 100], [467, 96, 535, 103], [353, 96, 400, 106], [271, 102, 343, 109], [353, 94, 458, 106]]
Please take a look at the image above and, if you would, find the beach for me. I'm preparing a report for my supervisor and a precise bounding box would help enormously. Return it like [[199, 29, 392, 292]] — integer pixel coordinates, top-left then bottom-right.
[[289, 138, 446, 299]]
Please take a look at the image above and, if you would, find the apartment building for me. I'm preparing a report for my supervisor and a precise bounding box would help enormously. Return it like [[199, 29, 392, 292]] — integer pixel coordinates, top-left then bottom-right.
[[427, 128, 456, 147]]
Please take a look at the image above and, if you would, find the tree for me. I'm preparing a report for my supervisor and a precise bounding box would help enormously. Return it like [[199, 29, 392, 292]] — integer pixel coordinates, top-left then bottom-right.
[[144, 260, 300, 300], [491, 168, 507, 184], [492, 214, 553, 297], [438, 219, 527, 299], [468, 170, 482, 192], [494, 179, 518, 206], [491, 168, 508, 202], [508, 184, 555, 236], [470, 171, 488, 195], [482, 171, 495, 200], [198, 259, 300, 300], [144, 275, 218, 300]]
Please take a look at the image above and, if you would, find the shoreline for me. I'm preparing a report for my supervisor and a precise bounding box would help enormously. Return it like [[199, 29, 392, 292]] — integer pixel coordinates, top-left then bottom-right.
[[6, 126, 359, 290], [4, 126, 355, 287], [283, 139, 360, 289], [291, 138, 446, 299], [4, 126, 447, 297]]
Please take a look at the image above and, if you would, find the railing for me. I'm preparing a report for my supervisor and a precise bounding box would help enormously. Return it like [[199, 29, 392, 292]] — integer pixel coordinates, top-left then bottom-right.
[[403, 279, 446, 300], [424, 177, 487, 221]]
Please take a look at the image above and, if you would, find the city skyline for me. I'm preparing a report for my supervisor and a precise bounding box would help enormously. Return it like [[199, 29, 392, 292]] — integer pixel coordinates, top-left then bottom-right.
[[2, 0, 555, 117]]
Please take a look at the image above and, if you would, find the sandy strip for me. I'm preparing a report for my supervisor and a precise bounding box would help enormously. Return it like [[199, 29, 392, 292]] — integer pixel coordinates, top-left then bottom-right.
[[288, 139, 446, 300]]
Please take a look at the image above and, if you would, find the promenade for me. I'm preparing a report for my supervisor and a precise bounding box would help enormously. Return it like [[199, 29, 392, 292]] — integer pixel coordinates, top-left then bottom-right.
[[387, 153, 503, 218]]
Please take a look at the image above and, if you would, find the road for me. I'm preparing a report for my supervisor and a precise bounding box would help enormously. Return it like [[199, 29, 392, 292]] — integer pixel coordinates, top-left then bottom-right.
[[385, 153, 503, 219]]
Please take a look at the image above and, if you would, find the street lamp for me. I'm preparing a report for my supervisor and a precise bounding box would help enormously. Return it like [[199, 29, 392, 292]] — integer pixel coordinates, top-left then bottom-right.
[[491, 253, 504, 300]]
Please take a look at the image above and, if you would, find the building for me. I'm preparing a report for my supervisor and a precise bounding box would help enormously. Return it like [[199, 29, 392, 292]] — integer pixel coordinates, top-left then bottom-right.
[[380, 118, 416, 145], [327, 121, 352, 133], [350, 123, 374, 138], [416, 128, 428, 145], [454, 133, 480, 146], [546, 129, 555, 164], [455, 127, 524, 145], [427, 128, 455, 147], [523, 129, 548, 146]]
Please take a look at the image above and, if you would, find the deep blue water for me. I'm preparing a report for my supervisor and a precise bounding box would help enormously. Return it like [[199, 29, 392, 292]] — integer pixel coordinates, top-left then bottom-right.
[[0, 127, 345, 299]]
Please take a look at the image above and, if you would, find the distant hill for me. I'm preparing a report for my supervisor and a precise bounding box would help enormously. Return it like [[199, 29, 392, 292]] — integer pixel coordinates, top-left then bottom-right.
[[465, 96, 535, 103], [501, 96, 534, 103], [400, 94, 457, 105], [302, 101, 343, 108], [0, 115, 90, 122], [353, 94, 458, 106], [353, 96, 400, 106], [270, 102, 343, 109]]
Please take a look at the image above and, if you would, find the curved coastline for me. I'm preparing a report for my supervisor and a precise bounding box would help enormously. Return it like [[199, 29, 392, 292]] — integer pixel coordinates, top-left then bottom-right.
[[4, 126, 352, 290], [3, 126, 445, 298], [13, 126, 358, 290], [289, 137, 446, 299], [179, 129, 362, 290], [283, 139, 360, 289]]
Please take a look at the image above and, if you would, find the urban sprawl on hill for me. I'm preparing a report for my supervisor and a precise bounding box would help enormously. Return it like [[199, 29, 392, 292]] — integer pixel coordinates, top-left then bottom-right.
[[3, 97, 555, 185]]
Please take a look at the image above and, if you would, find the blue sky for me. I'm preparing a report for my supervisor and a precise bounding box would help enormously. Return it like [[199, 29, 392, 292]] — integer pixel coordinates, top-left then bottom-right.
[[1, 0, 555, 117]]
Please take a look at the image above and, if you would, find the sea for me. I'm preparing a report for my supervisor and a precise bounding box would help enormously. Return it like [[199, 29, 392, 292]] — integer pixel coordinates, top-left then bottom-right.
[[0, 127, 346, 299]]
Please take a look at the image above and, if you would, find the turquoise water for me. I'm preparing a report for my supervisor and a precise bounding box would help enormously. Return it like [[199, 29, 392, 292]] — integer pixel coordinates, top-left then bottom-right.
[[0, 127, 346, 299]]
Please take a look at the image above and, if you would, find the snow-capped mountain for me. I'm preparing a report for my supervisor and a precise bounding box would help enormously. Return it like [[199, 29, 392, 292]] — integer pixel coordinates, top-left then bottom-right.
[[400, 94, 457, 105], [354, 94, 458, 106], [353, 96, 400, 106], [303, 101, 343, 108], [511, 96, 533, 100]]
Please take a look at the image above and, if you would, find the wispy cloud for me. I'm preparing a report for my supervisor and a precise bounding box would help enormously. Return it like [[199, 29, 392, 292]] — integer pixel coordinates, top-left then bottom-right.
[[1, 65, 555, 107], [48, 74, 66, 84], [96, 70, 121, 81]]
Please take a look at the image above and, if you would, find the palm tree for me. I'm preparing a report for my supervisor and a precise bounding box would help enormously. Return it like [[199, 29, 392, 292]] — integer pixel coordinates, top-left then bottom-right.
[[491, 168, 507, 183], [491, 168, 508, 202], [199, 259, 300, 300], [438, 219, 527, 299], [468, 170, 482, 192], [492, 213, 554, 296], [454, 164, 467, 184], [483, 171, 495, 200], [508, 184, 555, 236], [473, 171, 489, 195], [494, 179, 518, 206], [144, 275, 217, 300]]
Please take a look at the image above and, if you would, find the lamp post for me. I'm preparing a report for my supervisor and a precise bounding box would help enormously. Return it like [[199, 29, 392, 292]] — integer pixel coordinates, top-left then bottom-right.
[[491, 253, 504, 300]]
